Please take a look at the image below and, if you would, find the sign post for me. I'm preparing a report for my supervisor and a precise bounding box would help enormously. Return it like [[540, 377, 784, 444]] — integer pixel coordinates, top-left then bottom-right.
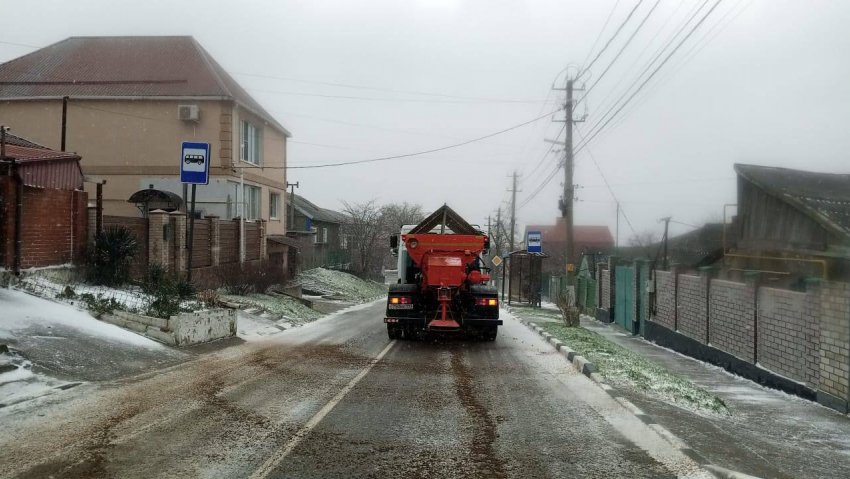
[[526, 230, 542, 253], [180, 142, 211, 281]]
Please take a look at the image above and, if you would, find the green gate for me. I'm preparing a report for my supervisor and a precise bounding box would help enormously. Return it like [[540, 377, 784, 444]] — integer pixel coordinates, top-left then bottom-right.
[[615, 266, 635, 333]]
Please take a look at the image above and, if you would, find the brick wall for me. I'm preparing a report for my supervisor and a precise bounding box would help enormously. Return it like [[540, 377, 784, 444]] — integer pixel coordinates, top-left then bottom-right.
[[678, 274, 708, 343], [654, 271, 677, 330], [710, 280, 756, 363], [600, 269, 611, 309], [817, 281, 850, 402], [1, 178, 87, 270], [758, 287, 820, 388]]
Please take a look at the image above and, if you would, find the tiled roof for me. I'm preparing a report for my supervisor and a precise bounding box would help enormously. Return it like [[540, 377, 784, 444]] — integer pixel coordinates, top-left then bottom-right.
[[0, 36, 289, 136], [735, 163, 850, 241]]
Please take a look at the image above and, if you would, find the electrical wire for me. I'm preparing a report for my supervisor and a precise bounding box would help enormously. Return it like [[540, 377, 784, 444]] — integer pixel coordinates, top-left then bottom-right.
[[581, 0, 623, 69], [584, 0, 663, 98], [579, 0, 647, 78], [247, 86, 549, 104], [575, 0, 724, 155]]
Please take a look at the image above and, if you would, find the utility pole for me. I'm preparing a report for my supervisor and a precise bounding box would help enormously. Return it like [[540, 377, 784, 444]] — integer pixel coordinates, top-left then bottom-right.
[[564, 79, 575, 280], [508, 171, 521, 252], [616, 202, 620, 255], [660, 216, 672, 269], [287, 181, 299, 231], [487, 215, 491, 239]]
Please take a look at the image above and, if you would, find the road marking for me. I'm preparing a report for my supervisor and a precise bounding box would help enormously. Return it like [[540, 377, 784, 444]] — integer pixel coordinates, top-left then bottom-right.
[[249, 340, 397, 479]]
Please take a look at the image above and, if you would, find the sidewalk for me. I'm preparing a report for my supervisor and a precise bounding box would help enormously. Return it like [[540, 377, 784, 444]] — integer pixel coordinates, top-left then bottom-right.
[[583, 318, 850, 479]]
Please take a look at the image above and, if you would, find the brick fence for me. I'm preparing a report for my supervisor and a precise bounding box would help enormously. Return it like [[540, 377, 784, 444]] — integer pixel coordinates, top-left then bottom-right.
[[89, 209, 267, 282], [0, 177, 87, 270]]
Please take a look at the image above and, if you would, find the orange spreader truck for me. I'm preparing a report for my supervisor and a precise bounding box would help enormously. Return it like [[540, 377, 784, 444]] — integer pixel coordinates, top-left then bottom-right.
[[384, 205, 501, 341]]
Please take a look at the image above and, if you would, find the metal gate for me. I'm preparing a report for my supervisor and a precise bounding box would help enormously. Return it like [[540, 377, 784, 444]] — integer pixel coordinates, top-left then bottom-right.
[[615, 266, 635, 333]]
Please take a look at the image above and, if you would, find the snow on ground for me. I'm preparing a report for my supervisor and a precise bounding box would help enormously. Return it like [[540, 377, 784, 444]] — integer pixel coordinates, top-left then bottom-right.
[[295, 268, 386, 301], [0, 360, 68, 406], [235, 311, 285, 340], [224, 293, 322, 323], [0, 289, 164, 349]]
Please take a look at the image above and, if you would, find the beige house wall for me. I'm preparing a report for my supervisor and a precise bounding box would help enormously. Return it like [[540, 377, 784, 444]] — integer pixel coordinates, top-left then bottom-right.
[[0, 98, 288, 234]]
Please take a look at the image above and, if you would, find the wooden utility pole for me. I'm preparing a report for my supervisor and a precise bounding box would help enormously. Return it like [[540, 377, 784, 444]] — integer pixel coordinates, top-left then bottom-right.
[[564, 79, 575, 281], [660, 216, 672, 269], [508, 171, 520, 252]]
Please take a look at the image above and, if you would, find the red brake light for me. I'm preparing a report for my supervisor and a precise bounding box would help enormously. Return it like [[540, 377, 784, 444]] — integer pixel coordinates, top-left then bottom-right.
[[391, 296, 412, 304], [476, 298, 498, 306]]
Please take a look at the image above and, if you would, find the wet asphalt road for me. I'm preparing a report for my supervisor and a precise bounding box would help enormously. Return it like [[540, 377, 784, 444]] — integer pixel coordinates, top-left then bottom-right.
[[0, 301, 705, 478]]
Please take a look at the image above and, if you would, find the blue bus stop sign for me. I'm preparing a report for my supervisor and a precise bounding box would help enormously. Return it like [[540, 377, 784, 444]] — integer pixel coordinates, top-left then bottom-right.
[[527, 230, 542, 253], [180, 141, 211, 185]]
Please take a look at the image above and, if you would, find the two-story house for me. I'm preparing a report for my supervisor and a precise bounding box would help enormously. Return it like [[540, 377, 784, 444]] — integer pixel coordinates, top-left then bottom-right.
[[0, 36, 290, 236]]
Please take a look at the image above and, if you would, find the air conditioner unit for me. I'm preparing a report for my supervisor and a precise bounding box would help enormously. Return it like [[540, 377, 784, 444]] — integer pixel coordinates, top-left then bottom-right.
[[178, 105, 200, 122]]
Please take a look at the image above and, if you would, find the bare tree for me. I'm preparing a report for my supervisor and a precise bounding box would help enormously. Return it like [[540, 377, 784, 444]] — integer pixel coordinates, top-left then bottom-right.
[[379, 202, 425, 269], [341, 200, 385, 277], [628, 230, 660, 247]]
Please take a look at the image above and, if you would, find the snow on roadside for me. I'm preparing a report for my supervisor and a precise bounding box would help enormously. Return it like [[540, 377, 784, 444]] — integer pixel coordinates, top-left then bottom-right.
[[295, 268, 386, 301], [0, 360, 68, 406], [0, 289, 164, 349]]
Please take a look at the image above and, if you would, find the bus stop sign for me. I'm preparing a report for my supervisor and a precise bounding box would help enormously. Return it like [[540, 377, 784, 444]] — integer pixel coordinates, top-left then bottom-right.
[[180, 141, 211, 185]]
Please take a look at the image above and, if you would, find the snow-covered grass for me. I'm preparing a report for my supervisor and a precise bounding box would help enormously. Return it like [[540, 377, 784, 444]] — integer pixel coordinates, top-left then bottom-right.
[[0, 288, 165, 349], [509, 306, 728, 415], [295, 268, 386, 302], [222, 293, 323, 324], [0, 359, 68, 406]]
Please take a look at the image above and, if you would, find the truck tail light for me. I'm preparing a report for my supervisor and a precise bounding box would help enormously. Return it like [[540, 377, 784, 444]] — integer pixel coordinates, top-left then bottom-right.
[[390, 296, 413, 304], [476, 298, 498, 306]]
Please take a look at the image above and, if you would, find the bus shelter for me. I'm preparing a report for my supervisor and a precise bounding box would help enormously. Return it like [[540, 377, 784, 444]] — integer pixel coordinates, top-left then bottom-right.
[[504, 250, 548, 307]]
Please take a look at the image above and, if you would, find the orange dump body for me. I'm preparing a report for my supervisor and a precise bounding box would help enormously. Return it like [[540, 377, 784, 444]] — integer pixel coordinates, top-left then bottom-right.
[[402, 234, 490, 289]]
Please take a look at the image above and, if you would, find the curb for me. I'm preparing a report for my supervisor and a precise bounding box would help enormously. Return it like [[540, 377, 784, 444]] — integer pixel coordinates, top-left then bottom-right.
[[516, 317, 761, 479]]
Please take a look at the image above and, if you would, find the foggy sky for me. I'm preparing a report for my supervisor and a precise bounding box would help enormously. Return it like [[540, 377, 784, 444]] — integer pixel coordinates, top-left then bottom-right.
[[1, 0, 848, 246]]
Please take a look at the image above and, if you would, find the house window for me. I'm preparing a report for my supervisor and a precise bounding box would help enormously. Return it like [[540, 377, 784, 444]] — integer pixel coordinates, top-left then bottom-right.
[[244, 184, 260, 220], [311, 226, 318, 243], [270, 192, 281, 220], [322, 227, 328, 244], [240, 120, 261, 165], [341, 235, 348, 250]]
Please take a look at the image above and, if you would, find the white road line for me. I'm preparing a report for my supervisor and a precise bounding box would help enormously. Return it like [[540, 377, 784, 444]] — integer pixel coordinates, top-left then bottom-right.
[[249, 340, 397, 479]]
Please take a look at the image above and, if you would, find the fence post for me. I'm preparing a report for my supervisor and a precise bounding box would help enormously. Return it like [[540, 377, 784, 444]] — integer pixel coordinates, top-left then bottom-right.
[[670, 263, 680, 331], [259, 219, 267, 260], [608, 256, 618, 323], [699, 266, 717, 344], [171, 211, 187, 275], [148, 210, 170, 268], [207, 215, 220, 266], [744, 271, 762, 364]]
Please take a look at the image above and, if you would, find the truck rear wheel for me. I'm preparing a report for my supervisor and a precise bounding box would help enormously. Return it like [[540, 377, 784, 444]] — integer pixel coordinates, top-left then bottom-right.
[[387, 325, 400, 340], [484, 326, 498, 342]]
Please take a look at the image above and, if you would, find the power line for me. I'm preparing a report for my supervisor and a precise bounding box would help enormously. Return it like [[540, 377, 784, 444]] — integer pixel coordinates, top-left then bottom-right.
[[575, 0, 724, 155], [581, 0, 623, 69], [518, 162, 562, 209], [579, 0, 711, 146], [0, 40, 42, 49], [579, 0, 647, 78], [283, 110, 558, 169], [584, 0, 663, 97], [521, 123, 565, 182]]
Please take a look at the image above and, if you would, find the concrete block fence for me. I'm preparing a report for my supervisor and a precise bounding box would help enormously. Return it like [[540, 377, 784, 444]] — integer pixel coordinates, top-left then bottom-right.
[[594, 260, 850, 414]]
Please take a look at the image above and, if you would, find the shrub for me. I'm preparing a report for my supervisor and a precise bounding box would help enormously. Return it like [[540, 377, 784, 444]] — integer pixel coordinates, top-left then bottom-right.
[[79, 293, 122, 318], [140, 265, 195, 319], [56, 286, 77, 300], [197, 289, 222, 308], [86, 226, 139, 287], [216, 260, 287, 295]]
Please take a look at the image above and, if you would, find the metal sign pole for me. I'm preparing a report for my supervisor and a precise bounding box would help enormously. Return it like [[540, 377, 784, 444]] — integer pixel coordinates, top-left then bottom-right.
[[187, 184, 197, 281]]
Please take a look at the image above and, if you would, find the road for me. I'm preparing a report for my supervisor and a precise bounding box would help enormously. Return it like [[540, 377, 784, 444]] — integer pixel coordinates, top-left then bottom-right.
[[0, 301, 709, 478]]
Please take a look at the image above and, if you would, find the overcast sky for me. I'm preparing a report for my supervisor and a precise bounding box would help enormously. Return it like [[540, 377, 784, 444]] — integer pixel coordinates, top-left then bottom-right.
[[2, 0, 849, 245]]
